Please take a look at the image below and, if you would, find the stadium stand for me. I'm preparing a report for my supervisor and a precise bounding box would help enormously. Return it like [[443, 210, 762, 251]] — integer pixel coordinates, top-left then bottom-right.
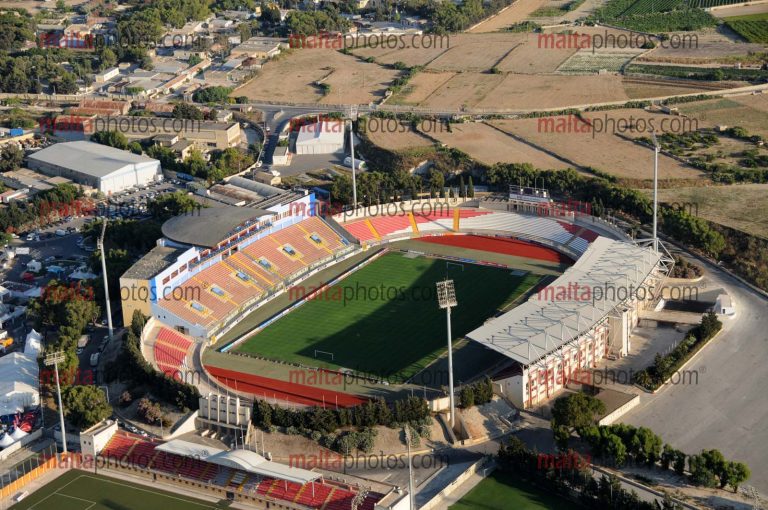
[[100, 432, 379, 510], [157, 217, 347, 332], [153, 328, 193, 377]]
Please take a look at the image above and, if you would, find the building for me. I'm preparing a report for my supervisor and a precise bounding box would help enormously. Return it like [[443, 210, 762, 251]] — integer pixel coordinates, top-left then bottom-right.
[[69, 99, 130, 116], [295, 121, 345, 155], [466, 237, 663, 409], [94, 67, 120, 83], [94, 116, 243, 150], [27, 141, 162, 194], [230, 37, 284, 60], [271, 146, 291, 166], [0, 352, 39, 416]]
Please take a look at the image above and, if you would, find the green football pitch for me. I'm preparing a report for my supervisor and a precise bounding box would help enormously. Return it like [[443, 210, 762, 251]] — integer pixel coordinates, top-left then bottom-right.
[[9, 470, 229, 510], [450, 470, 575, 510], [234, 251, 543, 380]]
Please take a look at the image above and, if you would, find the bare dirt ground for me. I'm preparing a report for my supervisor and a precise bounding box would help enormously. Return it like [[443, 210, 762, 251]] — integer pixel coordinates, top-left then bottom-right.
[[496, 33, 579, 73], [427, 34, 525, 72], [637, 32, 767, 63], [430, 121, 571, 168], [711, 3, 768, 17], [622, 78, 722, 99], [490, 115, 705, 179], [233, 48, 399, 104], [0, 0, 86, 13], [679, 94, 768, 138], [468, 0, 549, 32], [363, 119, 436, 150], [646, 184, 768, 238]]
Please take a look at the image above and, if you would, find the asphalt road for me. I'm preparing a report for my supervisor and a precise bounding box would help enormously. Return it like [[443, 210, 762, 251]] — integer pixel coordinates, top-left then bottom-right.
[[623, 248, 768, 495]]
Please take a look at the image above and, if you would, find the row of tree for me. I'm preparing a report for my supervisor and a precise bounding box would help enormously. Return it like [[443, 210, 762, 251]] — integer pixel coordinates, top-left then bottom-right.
[[252, 396, 429, 433], [550, 392, 750, 492], [634, 312, 721, 391], [498, 436, 683, 509]]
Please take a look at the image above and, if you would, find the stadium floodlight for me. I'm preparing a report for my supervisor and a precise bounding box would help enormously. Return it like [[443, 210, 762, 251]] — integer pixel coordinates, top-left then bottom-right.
[[44, 351, 67, 454], [651, 130, 660, 254], [436, 279, 457, 430], [347, 106, 358, 211], [97, 219, 114, 340]]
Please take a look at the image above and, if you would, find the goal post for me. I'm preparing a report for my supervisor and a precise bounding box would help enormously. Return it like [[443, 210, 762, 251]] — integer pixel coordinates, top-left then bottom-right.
[[314, 350, 334, 361], [446, 262, 465, 272]]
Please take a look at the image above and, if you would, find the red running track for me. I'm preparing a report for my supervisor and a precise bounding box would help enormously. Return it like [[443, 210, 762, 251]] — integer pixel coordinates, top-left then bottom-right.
[[206, 365, 368, 408], [416, 235, 573, 264]]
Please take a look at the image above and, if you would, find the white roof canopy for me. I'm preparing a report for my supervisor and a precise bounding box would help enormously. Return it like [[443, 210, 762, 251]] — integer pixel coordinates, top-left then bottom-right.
[[466, 237, 662, 367], [156, 439, 321, 485]]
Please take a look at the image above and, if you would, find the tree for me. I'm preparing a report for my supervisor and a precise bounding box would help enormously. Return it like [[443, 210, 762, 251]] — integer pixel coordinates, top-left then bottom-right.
[[119, 391, 133, 407], [172, 103, 204, 120], [724, 461, 750, 492], [128, 141, 143, 155], [0, 144, 23, 172], [91, 130, 129, 150], [459, 385, 475, 408], [188, 54, 202, 67], [467, 176, 474, 197], [551, 392, 606, 440], [148, 191, 201, 221], [459, 175, 466, 198], [192, 86, 233, 103], [63, 385, 112, 429], [137, 397, 163, 424]]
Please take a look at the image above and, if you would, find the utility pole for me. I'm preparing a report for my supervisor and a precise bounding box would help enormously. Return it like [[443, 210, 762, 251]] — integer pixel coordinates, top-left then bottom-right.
[[404, 426, 415, 510], [44, 351, 67, 454], [436, 280, 457, 430], [97, 219, 113, 340]]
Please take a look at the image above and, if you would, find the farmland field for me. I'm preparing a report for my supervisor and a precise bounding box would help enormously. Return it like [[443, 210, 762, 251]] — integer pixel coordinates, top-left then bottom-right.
[[557, 51, 641, 73], [678, 95, 768, 138], [233, 252, 543, 380], [726, 19, 768, 43], [232, 47, 398, 104], [648, 183, 768, 238], [690, 0, 749, 7], [430, 122, 572, 168], [490, 112, 705, 180]]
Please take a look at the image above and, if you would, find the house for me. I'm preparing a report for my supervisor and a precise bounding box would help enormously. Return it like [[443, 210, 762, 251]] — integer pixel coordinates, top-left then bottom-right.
[[230, 37, 284, 60], [93, 67, 121, 83], [272, 146, 291, 166]]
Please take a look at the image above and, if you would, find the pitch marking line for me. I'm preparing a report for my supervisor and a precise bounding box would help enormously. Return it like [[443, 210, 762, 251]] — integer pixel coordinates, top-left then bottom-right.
[[76, 474, 220, 509]]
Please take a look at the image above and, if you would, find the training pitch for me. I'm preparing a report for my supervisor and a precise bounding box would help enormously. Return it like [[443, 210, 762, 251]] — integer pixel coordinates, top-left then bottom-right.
[[233, 251, 542, 380], [9, 470, 228, 510], [450, 470, 573, 510]]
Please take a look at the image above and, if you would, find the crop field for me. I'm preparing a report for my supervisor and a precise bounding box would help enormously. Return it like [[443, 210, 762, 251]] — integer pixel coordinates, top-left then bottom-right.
[[430, 122, 572, 168], [649, 183, 768, 239], [9, 471, 227, 510], [621, 0, 684, 15], [678, 95, 768, 139], [690, 0, 748, 7], [490, 112, 705, 180], [233, 252, 543, 380], [468, 0, 550, 32], [726, 19, 768, 43], [232, 47, 398, 104], [557, 51, 641, 73]]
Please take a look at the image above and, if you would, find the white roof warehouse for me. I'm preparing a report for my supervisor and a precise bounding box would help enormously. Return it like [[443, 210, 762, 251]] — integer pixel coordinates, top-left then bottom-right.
[[27, 141, 162, 194]]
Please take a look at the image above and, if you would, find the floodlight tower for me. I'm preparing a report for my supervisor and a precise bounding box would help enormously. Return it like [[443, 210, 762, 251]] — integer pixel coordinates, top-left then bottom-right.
[[347, 106, 358, 210], [97, 219, 114, 340], [651, 131, 660, 254], [436, 279, 457, 429], [44, 351, 67, 454]]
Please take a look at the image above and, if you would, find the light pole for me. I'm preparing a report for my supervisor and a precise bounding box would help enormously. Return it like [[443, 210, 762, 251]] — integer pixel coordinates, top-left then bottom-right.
[[44, 351, 67, 454], [97, 219, 114, 340], [347, 119, 357, 210], [404, 426, 415, 510], [436, 279, 457, 430], [651, 131, 660, 254]]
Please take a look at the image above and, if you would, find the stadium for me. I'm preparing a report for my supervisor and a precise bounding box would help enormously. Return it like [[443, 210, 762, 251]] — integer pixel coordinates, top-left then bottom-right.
[[105, 185, 671, 510], [119, 185, 669, 412]]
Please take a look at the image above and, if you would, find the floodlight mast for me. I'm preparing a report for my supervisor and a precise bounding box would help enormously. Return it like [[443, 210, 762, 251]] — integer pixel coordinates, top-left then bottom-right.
[[44, 351, 67, 454], [436, 279, 457, 430], [651, 131, 660, 254], [98, 219, 114, 340]]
